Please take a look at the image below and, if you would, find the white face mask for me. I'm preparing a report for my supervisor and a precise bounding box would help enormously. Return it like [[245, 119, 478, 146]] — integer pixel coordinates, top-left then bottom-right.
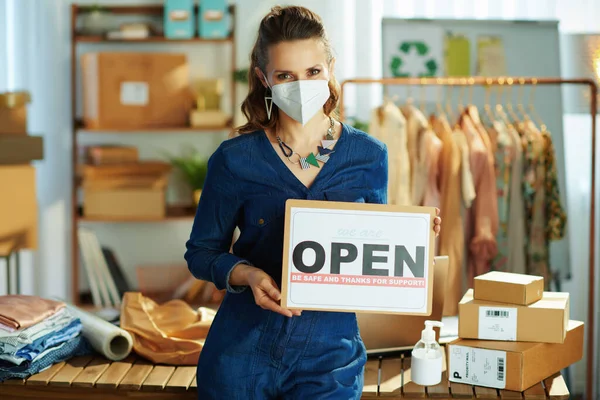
[[267, 79, 330, 125]]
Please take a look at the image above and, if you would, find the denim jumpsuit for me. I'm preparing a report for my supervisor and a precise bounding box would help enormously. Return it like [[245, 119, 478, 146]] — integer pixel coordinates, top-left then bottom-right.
[[185, 124, 388, 399]]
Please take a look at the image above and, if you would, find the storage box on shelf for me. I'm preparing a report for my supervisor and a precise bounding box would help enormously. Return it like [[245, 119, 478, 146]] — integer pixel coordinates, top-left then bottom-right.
[[81, 162, 171, 220], [71, 3, 237, 306], [0, 92, 29, 134], [81, 52, 193, 130]]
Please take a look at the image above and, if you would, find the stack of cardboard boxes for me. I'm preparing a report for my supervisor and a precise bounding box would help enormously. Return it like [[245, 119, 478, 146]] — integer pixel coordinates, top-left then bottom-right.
[[0, 92, 42, 255], [448, 271, 584, 392], [81, 146, 171, 220]]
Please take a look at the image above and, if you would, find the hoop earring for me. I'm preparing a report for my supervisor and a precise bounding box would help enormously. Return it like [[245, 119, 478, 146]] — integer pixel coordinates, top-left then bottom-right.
[[264, 89, 273, 120]]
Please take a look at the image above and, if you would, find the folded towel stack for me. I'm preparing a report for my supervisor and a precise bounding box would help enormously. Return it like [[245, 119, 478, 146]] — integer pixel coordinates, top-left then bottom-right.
[[0, 295, 92, 382]]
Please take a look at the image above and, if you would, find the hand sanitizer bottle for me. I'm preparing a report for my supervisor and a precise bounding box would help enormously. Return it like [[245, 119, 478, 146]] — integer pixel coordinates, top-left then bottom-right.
[[411, 320, 444, 386]]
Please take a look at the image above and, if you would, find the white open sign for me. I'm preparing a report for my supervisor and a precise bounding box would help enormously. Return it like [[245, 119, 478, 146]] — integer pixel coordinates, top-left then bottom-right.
[[281, 200, 435, 315]]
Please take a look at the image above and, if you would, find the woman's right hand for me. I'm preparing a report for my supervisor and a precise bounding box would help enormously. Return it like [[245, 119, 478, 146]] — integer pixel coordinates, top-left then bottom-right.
[[229, 264, 301, 318]]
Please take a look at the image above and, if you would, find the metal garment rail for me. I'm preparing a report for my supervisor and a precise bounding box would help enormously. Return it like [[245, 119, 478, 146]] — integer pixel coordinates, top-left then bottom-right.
[[339, 76, 598, 399]]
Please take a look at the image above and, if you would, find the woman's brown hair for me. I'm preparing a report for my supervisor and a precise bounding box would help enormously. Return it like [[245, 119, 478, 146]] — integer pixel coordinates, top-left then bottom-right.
[[236, 6, 340, 134]]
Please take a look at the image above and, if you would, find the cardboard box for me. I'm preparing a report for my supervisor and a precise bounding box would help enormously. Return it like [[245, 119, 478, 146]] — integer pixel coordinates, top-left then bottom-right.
[[358, 255, 448, 350], [81, 53, 193, 129], [448, 320, 584, 391], [82, 162, 171, 181], [0, 92, 30, 134], [86, 145, 139, 165], [0, 135, 44, 164], [84, 187, 166, 219], [459, 289, 569, 343], [0, 165, 37, 249], [474, 271, 544, 305]]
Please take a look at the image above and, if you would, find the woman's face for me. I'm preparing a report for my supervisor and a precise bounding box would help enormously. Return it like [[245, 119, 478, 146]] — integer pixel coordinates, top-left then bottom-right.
[[257, 38, 334, 87]]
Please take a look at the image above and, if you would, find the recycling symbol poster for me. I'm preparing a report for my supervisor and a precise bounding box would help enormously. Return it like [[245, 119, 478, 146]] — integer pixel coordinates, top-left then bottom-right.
[[382, 23, 444, 79]]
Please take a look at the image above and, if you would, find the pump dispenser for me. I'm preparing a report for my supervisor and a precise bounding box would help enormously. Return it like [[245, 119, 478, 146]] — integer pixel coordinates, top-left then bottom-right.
[[411, 320, 444, 386]]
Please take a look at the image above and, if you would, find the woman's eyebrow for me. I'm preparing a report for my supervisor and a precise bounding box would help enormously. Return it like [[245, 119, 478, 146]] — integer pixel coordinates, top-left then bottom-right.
[[306, 64, 323, 70]]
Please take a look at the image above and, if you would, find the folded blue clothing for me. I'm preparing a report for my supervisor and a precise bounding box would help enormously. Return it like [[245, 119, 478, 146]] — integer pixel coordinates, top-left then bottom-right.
[[14, 319, 82, 361], [0, 335, 93, 382]]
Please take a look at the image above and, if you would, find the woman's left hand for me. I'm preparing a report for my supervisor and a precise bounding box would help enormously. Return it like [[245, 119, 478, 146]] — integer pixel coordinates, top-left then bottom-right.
[[434, 208, 442, 237]]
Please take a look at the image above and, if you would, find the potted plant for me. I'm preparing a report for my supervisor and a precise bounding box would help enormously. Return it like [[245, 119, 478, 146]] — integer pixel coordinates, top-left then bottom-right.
[[166, 149, 209, 205]]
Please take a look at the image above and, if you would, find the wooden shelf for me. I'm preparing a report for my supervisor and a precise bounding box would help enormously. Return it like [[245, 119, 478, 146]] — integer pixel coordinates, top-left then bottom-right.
[[78, 204, 196, 223], [74, 4, 235, 16], [75, 120, 233, 134], [75, 35, 233, 44]]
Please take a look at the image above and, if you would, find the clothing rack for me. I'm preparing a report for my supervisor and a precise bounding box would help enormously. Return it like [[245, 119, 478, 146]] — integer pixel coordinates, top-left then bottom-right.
[[339, 76, 598, 398]]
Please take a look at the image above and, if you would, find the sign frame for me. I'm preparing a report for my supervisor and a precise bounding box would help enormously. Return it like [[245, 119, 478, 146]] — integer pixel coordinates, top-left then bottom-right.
[[280, 199, 436, 316]]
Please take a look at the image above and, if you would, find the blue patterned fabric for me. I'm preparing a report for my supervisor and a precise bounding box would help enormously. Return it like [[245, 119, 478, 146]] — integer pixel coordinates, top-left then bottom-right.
[[0, 335, 92, 382], [15, 319, 82, 361]]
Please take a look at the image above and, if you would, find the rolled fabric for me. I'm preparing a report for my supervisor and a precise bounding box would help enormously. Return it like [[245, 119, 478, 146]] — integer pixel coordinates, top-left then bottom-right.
[[64, 304, 132, 361]]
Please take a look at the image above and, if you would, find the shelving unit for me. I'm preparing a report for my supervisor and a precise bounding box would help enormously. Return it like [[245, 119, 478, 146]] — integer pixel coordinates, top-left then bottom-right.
[[70, 4, 236, 305]]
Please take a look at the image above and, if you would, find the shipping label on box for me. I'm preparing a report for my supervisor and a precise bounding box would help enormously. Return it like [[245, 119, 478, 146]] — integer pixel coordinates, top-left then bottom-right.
[[449, 345, 507, 389], [459, 289, 569, 343], [474, 271, 544, 305], [281, 200, 436, 315]]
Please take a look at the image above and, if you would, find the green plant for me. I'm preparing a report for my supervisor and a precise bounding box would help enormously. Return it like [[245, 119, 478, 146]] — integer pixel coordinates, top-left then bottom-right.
[[165, 149, 209, 190], [233, 68, 249, 84]]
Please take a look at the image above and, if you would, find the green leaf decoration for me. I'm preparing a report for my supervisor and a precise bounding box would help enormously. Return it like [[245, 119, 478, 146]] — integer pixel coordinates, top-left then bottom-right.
[[399, 42, 411, 53], [306, 153, 320, 168]]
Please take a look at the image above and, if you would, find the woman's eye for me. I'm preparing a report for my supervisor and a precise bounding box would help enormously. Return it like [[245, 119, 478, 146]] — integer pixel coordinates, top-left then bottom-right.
[[277, 73, 292, 80], [309, 69, 321, 76]]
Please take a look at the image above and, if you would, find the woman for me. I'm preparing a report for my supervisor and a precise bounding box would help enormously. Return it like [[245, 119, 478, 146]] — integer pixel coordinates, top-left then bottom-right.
[[185, 6, 442, 399]]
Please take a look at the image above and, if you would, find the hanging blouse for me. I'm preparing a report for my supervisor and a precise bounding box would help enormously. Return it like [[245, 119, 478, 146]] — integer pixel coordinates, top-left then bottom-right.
[[453, 130, 476, 208], [489, 120, 516, 273], [432, 114, 464, 317], [541, 130, 567, 241], [405, 106, 442, 208], [369, 102, 411, 205], [460, 110, 499, 286], [521, 120, 550, 287], [506, 123, 527, 274]]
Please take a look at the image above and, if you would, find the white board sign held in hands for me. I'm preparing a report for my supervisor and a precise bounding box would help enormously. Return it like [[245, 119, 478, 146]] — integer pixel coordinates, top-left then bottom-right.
[[281, 200, 436, 315]]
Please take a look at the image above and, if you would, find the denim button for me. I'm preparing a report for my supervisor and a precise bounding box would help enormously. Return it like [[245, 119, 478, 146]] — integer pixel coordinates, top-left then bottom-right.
[[258, 218, 265, 225]]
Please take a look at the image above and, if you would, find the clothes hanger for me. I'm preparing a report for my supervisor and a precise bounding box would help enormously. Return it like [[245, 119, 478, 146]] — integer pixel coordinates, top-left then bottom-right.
[[528, 78, 547, 132], [419, 78, 427, 113], [516, 77, 530, 121], [436, 80, 445, 117], [445, 79, 456, 125], [483, 78, 496, 126], [494, 78, 512, 126], [505, 78, 521, 123]]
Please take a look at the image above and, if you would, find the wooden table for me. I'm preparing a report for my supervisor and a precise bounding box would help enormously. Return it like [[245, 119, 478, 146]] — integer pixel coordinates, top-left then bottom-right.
[[1, 354, 570, 399]]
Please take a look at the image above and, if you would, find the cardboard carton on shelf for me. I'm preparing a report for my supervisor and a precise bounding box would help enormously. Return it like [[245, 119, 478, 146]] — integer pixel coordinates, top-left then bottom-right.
[[0, 135, 44, 165], [474, 271, 544, 305], [85, 145, 139, 165], [448, 320, 584, 392], [0, 91, 30, 134], [0, 165, 37, 249], [81, 52, 193, 129], [459, 289, 569, 344], [82, 165, 172, 220]]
